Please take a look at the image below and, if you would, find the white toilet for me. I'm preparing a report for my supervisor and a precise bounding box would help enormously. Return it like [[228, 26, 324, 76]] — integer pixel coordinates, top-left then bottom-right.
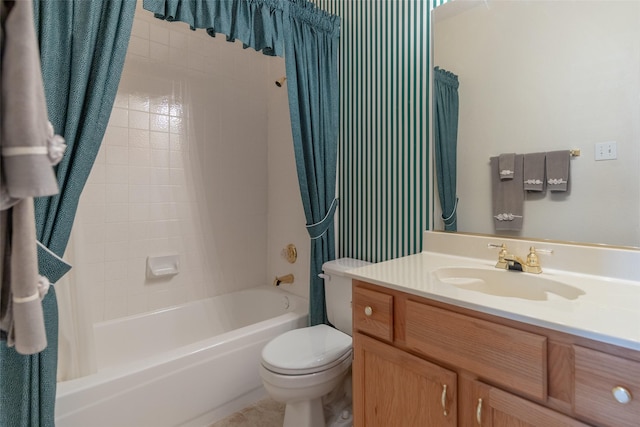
[[259, 258, 370, 427]]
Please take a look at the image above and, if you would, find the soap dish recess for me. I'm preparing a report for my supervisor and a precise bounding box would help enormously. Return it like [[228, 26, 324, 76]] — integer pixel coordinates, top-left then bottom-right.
[[146, 254, 179, 278]]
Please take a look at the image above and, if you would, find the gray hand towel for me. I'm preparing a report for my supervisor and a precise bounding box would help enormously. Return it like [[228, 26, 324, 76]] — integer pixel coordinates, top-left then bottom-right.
[[546, 150, 570, 192], [498, 153, 516, 180], [491, 155, 524, 231], [523, 152, 546, 192]]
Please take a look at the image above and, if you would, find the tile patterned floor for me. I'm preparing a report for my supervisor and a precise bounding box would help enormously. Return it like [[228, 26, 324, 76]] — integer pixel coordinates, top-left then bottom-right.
[[210, 398, 285, 427]]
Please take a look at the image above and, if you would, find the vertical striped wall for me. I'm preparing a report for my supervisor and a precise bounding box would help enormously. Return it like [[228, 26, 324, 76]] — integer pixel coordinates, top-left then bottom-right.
[[317, 0, 446, 262]]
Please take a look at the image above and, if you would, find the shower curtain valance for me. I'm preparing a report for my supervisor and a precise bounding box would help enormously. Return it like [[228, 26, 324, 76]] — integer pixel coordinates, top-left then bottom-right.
[[143, 0, 339, 57]]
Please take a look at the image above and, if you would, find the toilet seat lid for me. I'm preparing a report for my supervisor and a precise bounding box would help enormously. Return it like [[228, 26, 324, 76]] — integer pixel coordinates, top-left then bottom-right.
[[261, 324, 352, 375]]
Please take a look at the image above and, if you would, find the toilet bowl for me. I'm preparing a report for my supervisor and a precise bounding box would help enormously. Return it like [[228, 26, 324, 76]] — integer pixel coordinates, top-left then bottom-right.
[[260, 325, 352, 427], [259, 258, 371, 427]]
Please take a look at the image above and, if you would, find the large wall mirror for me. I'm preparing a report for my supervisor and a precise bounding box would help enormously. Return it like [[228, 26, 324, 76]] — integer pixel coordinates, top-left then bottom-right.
[[432, 0, 640, 248]]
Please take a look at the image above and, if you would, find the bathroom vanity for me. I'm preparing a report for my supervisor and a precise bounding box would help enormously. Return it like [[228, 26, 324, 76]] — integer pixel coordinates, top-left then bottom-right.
[[348, 232, 640, 427]]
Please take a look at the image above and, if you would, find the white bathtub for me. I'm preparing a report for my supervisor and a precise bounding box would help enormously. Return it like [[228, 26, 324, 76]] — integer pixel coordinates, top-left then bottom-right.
[[55, 286, 308, 427]]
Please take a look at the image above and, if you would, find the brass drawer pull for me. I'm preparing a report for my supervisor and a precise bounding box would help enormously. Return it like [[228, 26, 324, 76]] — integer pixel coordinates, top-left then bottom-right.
[[364, 306, 373, 316], [476, 398, 483, 425], [612, 386, 633, 404], [441, 384, 448, 416]]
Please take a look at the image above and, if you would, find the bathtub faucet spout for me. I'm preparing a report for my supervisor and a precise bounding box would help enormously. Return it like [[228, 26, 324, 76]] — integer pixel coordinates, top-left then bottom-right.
[[273, 274, 294, 286]]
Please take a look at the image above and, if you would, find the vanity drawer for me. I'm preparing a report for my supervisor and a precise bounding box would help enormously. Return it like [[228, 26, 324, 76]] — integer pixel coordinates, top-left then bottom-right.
[[405, 300, 547, 400], [352, 285, 393, 342], [574, 346, 640, 427]]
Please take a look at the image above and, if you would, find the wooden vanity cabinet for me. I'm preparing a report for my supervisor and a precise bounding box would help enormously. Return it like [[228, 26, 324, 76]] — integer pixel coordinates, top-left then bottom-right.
[[459, 376, 590, 427], [353, 333, 457, 427], [352, 280, 640, 427]]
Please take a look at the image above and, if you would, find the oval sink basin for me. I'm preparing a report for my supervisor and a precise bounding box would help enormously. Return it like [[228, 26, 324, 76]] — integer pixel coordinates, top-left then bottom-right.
[[432, 267, 585, 301]]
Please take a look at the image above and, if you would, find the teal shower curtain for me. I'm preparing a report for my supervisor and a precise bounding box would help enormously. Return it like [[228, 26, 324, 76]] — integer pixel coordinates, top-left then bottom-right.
[[433, 67, 460, 231], [283, 5, 339, 325], [0, 1, 135, 425], [145, 0, 340, 326]]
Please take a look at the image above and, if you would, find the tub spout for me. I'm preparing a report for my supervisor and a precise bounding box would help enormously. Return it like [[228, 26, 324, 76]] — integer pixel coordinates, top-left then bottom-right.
[[273, 274, 294, 286]]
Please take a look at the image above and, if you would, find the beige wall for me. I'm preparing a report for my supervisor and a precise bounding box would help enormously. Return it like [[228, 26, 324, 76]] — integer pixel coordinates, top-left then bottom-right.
[[434, 0, 640, 247]]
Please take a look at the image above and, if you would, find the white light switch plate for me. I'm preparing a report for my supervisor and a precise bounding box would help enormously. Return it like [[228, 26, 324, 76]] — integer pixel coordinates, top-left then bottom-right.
[[595, 141, 617, 161]]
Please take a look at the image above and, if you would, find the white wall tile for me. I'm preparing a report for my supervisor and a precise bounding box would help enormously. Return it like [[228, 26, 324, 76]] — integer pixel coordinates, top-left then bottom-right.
[[106, 164, 128, 185], [81, 224, 106, 244], [131, 19, 150, 40], [113, 92, 129, 109], [105, 184, 129, 204], [104, 222, 129, 243], [105, 296, 128, 319], [129, 93, 150, 112], [169, 116, 183, 134], [128, 222, 149, 241], [150, 131, 170, 150], [169, 47, 188, 67], [105, 261, 128, 282], [150, 114, 169, 132], [150, 41, 170, 63], [83, 243, 105, 264], [150, 149, 170, 167], [129, 167, 151, 185], [129, 110, 150, 130], [169, 133, 186, 152], [169, 102, 183, 118], [86, 163, 106, 185], [149, 25, 169, 45], [129, 203, 150, 221], [105, 241, 128, 262], [127, 293, 148, 315], [150, 97, 170, 115], [128, 36, 150, 58], [109, 108, 129, 128], [94, 144, 107, 165], [105, 126, 129, 147], [129, 185, 150, 203], [169, 30, 187, 49], [77, 203, 106, 224], [150, 167, 170, 185], [106, 146, 129, 165], [105, 204, 128, 223], [129, 147, 151, 166]]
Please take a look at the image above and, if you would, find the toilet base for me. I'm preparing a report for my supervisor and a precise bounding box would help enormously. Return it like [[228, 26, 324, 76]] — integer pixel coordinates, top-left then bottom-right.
[[283, 397, 325, 427]]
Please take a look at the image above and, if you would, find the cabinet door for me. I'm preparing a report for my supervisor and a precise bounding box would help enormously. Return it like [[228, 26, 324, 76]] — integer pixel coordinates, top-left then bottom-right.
[[353, 332, 457, 427], [463, 378, 591, 427]]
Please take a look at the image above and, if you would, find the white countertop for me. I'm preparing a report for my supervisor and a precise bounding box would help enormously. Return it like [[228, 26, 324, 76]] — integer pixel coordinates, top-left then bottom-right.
[[346, 233, 640, 351]]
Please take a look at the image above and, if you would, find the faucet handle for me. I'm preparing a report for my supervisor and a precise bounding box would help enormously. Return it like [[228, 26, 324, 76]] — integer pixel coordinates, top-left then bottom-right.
[[487, 243, 506, 250], [488, 243, 507, 256], [488, 243, 508, 269], [526, 247, 552, 274], [530, 247, 553, 255]]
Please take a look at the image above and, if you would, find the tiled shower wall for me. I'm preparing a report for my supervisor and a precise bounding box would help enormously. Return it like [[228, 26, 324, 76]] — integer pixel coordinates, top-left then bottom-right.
[[66, 2, 306, 323]]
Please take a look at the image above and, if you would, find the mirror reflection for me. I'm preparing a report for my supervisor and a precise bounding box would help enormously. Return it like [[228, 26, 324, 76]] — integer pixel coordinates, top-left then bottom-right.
[[432, 0, 640, 248]]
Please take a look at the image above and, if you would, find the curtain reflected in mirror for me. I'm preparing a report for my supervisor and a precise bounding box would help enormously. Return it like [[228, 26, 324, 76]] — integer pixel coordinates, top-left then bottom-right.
[[433, 67, 459, 232]]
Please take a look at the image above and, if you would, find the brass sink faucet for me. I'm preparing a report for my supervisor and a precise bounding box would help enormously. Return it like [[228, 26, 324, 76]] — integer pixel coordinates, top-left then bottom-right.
[[488, 244, 552, 274]]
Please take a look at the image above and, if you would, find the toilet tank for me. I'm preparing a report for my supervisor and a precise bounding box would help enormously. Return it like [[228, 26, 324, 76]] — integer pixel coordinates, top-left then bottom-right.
[[322, 258, 371, 335]]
